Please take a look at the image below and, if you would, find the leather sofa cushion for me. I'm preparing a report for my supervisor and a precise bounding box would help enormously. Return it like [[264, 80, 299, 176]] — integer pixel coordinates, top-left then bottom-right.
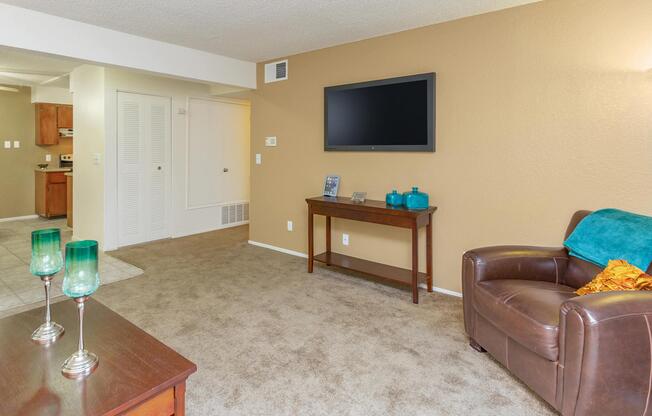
[[474, 279, 577, 361]]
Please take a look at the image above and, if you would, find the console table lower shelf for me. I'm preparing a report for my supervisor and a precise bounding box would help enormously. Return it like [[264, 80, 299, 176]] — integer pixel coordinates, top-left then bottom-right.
[[313, 252, 429, 287]]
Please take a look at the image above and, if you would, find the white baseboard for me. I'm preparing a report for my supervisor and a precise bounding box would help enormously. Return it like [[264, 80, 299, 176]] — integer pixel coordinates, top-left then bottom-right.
[[248, 240, 308, 258], [0, 214, 39, 223], [421, 284, 463, 298], [247, 240, 463, 298]]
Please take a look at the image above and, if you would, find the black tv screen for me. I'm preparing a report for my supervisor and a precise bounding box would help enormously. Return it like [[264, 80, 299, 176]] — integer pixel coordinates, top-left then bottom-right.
[[324, 73, 435, 152]]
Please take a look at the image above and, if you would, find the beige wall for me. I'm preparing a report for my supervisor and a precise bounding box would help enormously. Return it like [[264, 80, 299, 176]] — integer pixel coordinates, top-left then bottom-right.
[[249, 0, 652, 293], [0, 87, 72, 219]]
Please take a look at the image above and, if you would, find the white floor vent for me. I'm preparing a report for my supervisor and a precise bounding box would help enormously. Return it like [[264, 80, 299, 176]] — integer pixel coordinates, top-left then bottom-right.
[[221, 202, 249, 225]]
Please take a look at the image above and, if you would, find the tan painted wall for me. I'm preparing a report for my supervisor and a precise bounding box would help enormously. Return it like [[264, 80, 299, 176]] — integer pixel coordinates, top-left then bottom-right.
[[249, 0, 652, 293], [0, 87, 72, 219]]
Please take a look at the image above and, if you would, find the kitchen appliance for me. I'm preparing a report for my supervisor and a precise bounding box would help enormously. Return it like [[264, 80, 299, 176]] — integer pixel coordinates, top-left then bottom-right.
[[58, 128, 74, 138], [60, 154, 73, 169]]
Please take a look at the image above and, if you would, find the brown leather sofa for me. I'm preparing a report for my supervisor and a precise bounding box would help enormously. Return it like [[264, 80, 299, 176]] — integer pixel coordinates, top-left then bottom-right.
[[463, 211, 652, 416]]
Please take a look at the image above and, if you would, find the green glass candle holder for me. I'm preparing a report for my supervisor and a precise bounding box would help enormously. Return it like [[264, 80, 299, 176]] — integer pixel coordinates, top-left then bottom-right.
[[30, 229, 65, 344], [61, 240, 100, 378]]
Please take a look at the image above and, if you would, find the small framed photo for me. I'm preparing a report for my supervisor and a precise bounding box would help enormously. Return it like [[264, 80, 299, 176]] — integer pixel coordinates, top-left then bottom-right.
[[323, 175, 340, 197], [351, 192, 366, 203]]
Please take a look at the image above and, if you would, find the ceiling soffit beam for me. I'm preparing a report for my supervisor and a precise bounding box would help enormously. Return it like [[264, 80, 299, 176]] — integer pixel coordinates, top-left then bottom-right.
[[0, 4, 256, 89]]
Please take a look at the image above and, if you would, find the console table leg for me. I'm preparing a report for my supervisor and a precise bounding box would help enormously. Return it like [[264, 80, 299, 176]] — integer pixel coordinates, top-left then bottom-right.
[[325, 216, 331, 265], [308, 209, 314, 273], [174, 380, 187, 416], [426, 213, 433, 292], [411, 225, 419, 304]]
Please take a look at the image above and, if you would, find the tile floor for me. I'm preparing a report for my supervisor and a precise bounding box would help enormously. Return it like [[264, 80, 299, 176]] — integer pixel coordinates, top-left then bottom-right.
[[0, 217, 143, 314]]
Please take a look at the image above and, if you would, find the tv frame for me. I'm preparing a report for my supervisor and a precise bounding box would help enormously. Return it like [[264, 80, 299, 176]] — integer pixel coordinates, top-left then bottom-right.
[[324, 72, 436, 152]]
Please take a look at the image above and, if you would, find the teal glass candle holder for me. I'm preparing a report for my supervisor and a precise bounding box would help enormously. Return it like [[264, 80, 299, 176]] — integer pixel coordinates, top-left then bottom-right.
[[61, 240, 100, 378], [30, 228, 64, 276], [30, 229, 65, 344], [62, 241, 100, 299]]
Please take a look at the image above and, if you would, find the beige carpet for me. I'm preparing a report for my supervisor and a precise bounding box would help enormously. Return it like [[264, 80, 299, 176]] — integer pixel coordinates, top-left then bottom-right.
[[74, 225, 555, 416]]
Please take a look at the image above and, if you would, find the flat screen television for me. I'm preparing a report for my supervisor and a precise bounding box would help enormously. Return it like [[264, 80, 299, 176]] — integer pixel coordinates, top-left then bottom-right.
[[324, 73, 435, 152]]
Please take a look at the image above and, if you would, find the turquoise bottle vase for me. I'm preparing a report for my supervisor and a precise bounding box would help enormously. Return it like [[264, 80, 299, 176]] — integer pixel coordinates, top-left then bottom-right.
[[402, 187, 429, 210], [385, 190, 403, 207]]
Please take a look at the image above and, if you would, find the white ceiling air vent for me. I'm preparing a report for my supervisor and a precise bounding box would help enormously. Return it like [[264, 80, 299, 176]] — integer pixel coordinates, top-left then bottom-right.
[[264, 59, 288, 83]]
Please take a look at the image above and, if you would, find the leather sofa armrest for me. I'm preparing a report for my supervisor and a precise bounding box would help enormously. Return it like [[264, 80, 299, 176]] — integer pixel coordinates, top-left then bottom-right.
[[558, 292, 652, 416], [462, 246, 568, 338], [462, 245, 568, 285]]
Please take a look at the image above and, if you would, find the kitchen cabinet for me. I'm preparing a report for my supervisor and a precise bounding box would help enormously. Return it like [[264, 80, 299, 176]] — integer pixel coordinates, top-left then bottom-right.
[[66, 173, 73, 227], [35, 103, 73, 145], [57, 105, 73, 128], [35, 171, 68, 218]]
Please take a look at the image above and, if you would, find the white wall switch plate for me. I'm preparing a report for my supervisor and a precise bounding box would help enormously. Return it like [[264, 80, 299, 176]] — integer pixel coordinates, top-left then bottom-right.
[[3, 141, 10, 149], [255, 153, 262, 165], [287, 220, 293, 231], [12, 141, 19, 148], [45, 154, 52, 162], [265, 136, 277, 147], [93, 153, 101, 165], [342, 233, 349, 246]]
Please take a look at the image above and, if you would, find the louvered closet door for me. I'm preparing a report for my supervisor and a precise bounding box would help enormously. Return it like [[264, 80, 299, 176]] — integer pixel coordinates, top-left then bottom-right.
[[117, 92, 171, 247]]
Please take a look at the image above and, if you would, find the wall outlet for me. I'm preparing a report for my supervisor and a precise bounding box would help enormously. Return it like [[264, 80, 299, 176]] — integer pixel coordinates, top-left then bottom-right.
[[13, 141, 19, 149], [287, 220, 293, 231], [3, 141, 10, 149], [255, 153, 262, 165], [265, 136, 277, 147], [342, 233, 349, 246], [45, 154, 52, 162]]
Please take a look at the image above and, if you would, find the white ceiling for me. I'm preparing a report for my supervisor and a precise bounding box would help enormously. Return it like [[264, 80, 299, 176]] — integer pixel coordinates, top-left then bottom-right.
[[1, 0, 540, 62], [0, 46, 79, 88]]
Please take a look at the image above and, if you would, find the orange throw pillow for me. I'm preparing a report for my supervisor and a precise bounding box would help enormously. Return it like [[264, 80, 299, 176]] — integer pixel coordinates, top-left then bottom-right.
[[576, 259, 652, 295]]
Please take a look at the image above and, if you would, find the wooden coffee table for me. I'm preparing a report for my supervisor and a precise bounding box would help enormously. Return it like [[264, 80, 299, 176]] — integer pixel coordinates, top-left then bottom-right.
[[0, 298, 197, 415]]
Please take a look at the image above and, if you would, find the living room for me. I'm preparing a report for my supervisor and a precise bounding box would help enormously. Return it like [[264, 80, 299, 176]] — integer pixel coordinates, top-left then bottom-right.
[[0, 0, 651, 415]]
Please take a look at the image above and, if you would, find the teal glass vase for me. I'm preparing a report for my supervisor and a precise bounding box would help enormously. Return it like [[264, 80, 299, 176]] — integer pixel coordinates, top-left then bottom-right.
[[62, 240, 100, 298], [385, 190, 403, 207], [30, 228, 65, 344], [30, 228, 63, 276], [402, 187, 429, 210]]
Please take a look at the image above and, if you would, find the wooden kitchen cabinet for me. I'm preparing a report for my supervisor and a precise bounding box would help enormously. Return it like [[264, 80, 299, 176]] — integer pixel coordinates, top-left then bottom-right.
[[66, 174, 73, 227], [35, 103, 58, 145], [35, 103, 73, 145], [57, 105, 73, 128], [35, 171, 68, 218]]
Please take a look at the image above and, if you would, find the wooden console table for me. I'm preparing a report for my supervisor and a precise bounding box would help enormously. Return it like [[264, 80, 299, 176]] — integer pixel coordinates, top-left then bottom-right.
[[306, 196, 437, 303], [0, 298, 196, 415]]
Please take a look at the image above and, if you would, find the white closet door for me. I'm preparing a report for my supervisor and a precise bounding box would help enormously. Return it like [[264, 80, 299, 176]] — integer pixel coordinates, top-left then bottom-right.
[[117, 92, 171, 247], [147, 97, 171, 241], [187, 98, 250, 208]]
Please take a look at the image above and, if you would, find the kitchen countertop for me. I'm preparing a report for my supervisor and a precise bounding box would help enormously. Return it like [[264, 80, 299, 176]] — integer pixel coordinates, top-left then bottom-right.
[[34, 168, 72, 173], [64, 172, 72, 177]]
